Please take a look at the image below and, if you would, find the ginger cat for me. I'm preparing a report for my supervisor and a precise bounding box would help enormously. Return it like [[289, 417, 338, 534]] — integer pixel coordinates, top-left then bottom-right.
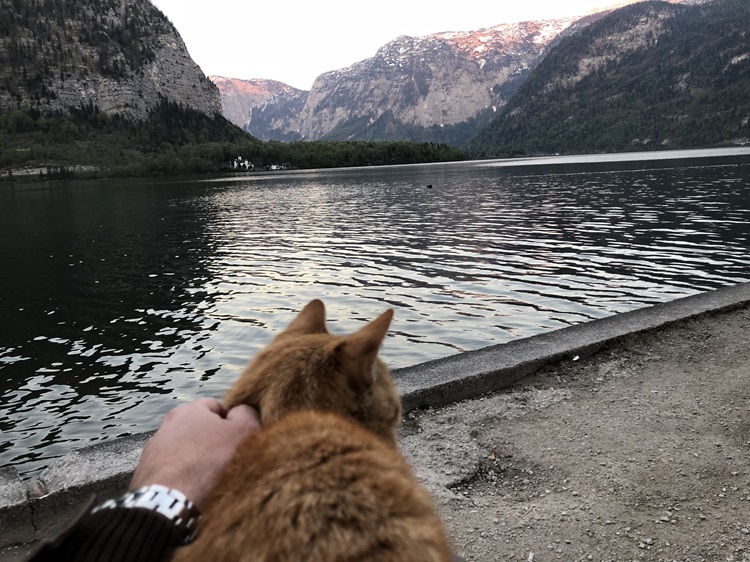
[[173, 299, 452, 562]]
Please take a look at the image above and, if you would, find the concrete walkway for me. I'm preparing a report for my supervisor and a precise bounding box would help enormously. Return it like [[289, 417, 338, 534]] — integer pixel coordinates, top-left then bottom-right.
[[403, 286, 750, 561], [2, 283, 750, 560]]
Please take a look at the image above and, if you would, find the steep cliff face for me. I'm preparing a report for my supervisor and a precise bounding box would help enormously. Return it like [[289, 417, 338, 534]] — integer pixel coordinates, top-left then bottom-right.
[[209, 76, 303, 131], [244, 87, 308, 142], [0, 0, 221, 119], [329, 20, 581, 131]]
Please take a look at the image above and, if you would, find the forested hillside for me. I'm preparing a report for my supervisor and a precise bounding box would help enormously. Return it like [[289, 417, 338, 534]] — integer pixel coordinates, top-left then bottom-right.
[[467, 0, 750, 156], [1, 102, 465, 180]]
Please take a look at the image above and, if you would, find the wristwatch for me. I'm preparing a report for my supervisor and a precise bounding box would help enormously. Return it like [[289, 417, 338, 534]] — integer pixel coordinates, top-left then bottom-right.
[[92, 484, 201, 543]]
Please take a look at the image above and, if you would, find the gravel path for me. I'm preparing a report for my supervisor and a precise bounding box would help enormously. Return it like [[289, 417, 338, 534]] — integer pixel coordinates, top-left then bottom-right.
[[403, 303, 750, 561]]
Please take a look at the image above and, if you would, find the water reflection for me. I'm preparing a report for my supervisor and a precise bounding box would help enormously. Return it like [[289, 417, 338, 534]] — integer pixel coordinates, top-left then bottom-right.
[[0, 179, 227, 473], [1, 157, 750, 475]]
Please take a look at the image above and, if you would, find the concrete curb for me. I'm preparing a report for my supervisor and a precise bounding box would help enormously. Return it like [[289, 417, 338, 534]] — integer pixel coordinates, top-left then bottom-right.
[[0, 468, 33, 546], [2, 282, 750, 548], [0, 433, 152, 548], [395, 282, 750, 411]]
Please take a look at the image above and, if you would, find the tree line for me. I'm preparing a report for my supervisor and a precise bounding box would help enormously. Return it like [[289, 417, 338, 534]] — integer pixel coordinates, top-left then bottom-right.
[[0, 101, 466, 180]]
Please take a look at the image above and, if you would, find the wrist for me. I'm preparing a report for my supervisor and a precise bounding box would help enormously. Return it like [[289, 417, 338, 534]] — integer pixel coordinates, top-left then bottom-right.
[[93, 484, 201, 544]]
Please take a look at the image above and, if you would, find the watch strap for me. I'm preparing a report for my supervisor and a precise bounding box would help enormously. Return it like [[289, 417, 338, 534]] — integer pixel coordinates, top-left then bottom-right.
[[92, 484, 200, 543]]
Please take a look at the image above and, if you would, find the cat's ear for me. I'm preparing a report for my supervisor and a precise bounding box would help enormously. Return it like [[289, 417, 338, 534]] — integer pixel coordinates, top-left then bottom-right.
[[338, 309, 393, 390], [284, 299, 328, 334]]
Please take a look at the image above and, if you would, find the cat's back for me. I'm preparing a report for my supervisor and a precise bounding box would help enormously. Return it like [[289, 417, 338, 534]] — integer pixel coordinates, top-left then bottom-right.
[[174, 410, 451, 562]]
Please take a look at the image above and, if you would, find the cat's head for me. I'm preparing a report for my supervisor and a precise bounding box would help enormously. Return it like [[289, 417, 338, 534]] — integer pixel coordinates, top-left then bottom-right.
[[225, 300, 402, 444]]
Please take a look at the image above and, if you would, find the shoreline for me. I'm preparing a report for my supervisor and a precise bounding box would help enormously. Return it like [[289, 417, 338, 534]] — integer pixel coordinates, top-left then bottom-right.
[[2, 282, 750, 557]]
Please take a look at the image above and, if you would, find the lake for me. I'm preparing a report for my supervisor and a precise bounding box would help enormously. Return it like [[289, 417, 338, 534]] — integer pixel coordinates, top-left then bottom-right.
[[1, 147, 750, 476]]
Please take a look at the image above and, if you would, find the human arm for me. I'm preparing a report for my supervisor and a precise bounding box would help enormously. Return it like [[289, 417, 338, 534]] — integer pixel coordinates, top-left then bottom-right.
[[129, 398, 260, 511], [27, 399, 260, 562]]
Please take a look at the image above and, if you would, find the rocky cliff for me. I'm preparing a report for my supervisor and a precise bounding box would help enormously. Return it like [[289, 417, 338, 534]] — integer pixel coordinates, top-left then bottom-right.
[[209, 77, 302, 128], [310, 20, 584, 138], [0, 0, 221, 119], [245, 18, 583, 143], [217, 0, 705, 145]]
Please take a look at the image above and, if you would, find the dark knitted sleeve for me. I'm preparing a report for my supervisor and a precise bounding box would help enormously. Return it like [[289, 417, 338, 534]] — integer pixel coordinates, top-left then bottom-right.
[[27, 502, 186, 562]]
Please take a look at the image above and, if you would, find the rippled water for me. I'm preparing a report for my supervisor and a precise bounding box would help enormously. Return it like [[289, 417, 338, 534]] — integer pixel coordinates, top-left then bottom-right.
[[1, 149, 750, 475]]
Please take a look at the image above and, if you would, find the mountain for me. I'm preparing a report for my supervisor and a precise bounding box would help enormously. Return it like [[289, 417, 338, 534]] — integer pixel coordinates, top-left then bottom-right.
[[467, 0, 749, 156], [0, 0, 257, 179], [236, 18, 588, 144], [217, 0, 703, 145], [208, 76, 305, 136], [243, 87, 308, 143], [0, 0, 221, 119], [0, 0, 467, 180], [209, 76, 308, 142]]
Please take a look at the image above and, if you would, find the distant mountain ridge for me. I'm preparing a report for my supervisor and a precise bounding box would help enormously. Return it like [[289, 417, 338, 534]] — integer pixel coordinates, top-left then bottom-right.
[[209, 76, 307, 142], [213, 0, 706, 145], [208, 76, 303, 129], [299, 19, 585, 143], [4, 0, 734, 160], [0, 0, 221, 119], [218, 18, 584, 144]]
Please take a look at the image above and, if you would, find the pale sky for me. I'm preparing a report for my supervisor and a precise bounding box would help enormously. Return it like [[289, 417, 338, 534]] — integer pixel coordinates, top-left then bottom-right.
[[150, 0, 632, 91]]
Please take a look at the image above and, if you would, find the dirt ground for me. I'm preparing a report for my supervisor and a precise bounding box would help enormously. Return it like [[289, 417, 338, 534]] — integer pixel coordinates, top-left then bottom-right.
[[402, 303, 750, 562], [3, 304, 750, 562]]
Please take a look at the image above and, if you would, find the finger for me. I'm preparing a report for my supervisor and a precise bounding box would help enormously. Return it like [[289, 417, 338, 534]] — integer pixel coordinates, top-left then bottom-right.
[[226, 404, 261, 430], [193, 397, 226, 416]]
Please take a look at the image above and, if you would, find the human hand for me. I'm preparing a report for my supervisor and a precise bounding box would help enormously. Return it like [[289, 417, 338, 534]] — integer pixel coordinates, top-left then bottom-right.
[[130, 398, 260, 510]]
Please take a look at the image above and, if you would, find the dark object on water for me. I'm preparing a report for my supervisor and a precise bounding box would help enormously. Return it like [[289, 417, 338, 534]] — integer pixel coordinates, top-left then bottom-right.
[[426, 184, 433, 188]]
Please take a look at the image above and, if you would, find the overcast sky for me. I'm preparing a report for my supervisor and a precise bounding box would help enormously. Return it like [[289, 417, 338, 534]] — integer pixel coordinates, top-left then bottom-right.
[[150, 0, 632, 90]]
